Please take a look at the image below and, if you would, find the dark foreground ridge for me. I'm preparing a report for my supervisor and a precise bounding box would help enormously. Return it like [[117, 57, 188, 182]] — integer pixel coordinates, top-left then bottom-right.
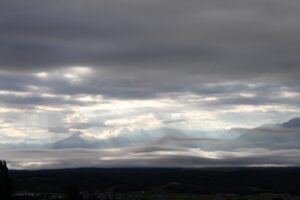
[[10, 167, 300, 195]]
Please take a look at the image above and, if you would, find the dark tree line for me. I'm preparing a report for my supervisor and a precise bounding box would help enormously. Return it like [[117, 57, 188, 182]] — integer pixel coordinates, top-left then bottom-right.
[[64, 184, 83, 200], [0, 160, 12, 200]]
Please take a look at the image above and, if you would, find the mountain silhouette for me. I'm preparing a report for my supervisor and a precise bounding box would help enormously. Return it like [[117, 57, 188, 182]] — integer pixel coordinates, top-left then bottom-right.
[[52, 133, 98, 149], [2, 117, 300, 151], [282, 117, 300, 128], [220, 118, 300, 150]]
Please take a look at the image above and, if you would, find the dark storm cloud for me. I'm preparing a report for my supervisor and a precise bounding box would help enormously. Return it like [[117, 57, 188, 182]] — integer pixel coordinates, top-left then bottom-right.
[[0, 72, 34, 92], [1, 68, 299, 107], [2, 148, 300, 169], [0, 0, 300, 101], [0, 93, 86, 107], [202, 95, 300, 108], [1, 0, 300, 83]]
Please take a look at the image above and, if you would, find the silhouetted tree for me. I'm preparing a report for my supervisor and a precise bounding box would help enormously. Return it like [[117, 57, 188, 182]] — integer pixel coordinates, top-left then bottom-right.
[[0, 160, 12, 200]]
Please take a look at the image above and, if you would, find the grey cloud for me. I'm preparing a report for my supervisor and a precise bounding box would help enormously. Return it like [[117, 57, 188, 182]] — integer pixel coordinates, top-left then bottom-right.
[[0, 93, 86, 107], [2, 0, 300, 169], [0, 110, 71, 131], [70, 122, 104, 130], [2, 118, 300, 168], [130, 146, 188, 154], [162, 119, 186, 125], [1, 0, 300, 82], [2, 148, 300, 169], [205, 95, 300, 108], [151, 134, 222, 149], [52, 118, 300, 151], [1, 69, 298, 106], [3, 118, 300, 152], [48, 126, 70, 134]]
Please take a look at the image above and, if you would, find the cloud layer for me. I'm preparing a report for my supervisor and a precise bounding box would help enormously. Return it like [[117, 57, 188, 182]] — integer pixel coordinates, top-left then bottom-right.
[[1, 0, 300, 168]]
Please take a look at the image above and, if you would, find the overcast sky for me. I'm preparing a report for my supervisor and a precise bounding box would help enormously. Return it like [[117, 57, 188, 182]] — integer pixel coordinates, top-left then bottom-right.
[[1, 0, 300, 169]]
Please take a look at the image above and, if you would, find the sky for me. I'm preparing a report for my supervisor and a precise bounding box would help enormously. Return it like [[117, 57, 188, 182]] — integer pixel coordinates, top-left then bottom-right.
[[1, 0, 300, 169]]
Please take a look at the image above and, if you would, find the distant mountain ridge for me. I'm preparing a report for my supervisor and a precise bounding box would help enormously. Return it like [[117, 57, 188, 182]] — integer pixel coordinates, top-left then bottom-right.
[[2, 117, 300, 151], [53, 133, 93, 149], [282, 117, 300, 128], [220, 117, 300, 150]]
